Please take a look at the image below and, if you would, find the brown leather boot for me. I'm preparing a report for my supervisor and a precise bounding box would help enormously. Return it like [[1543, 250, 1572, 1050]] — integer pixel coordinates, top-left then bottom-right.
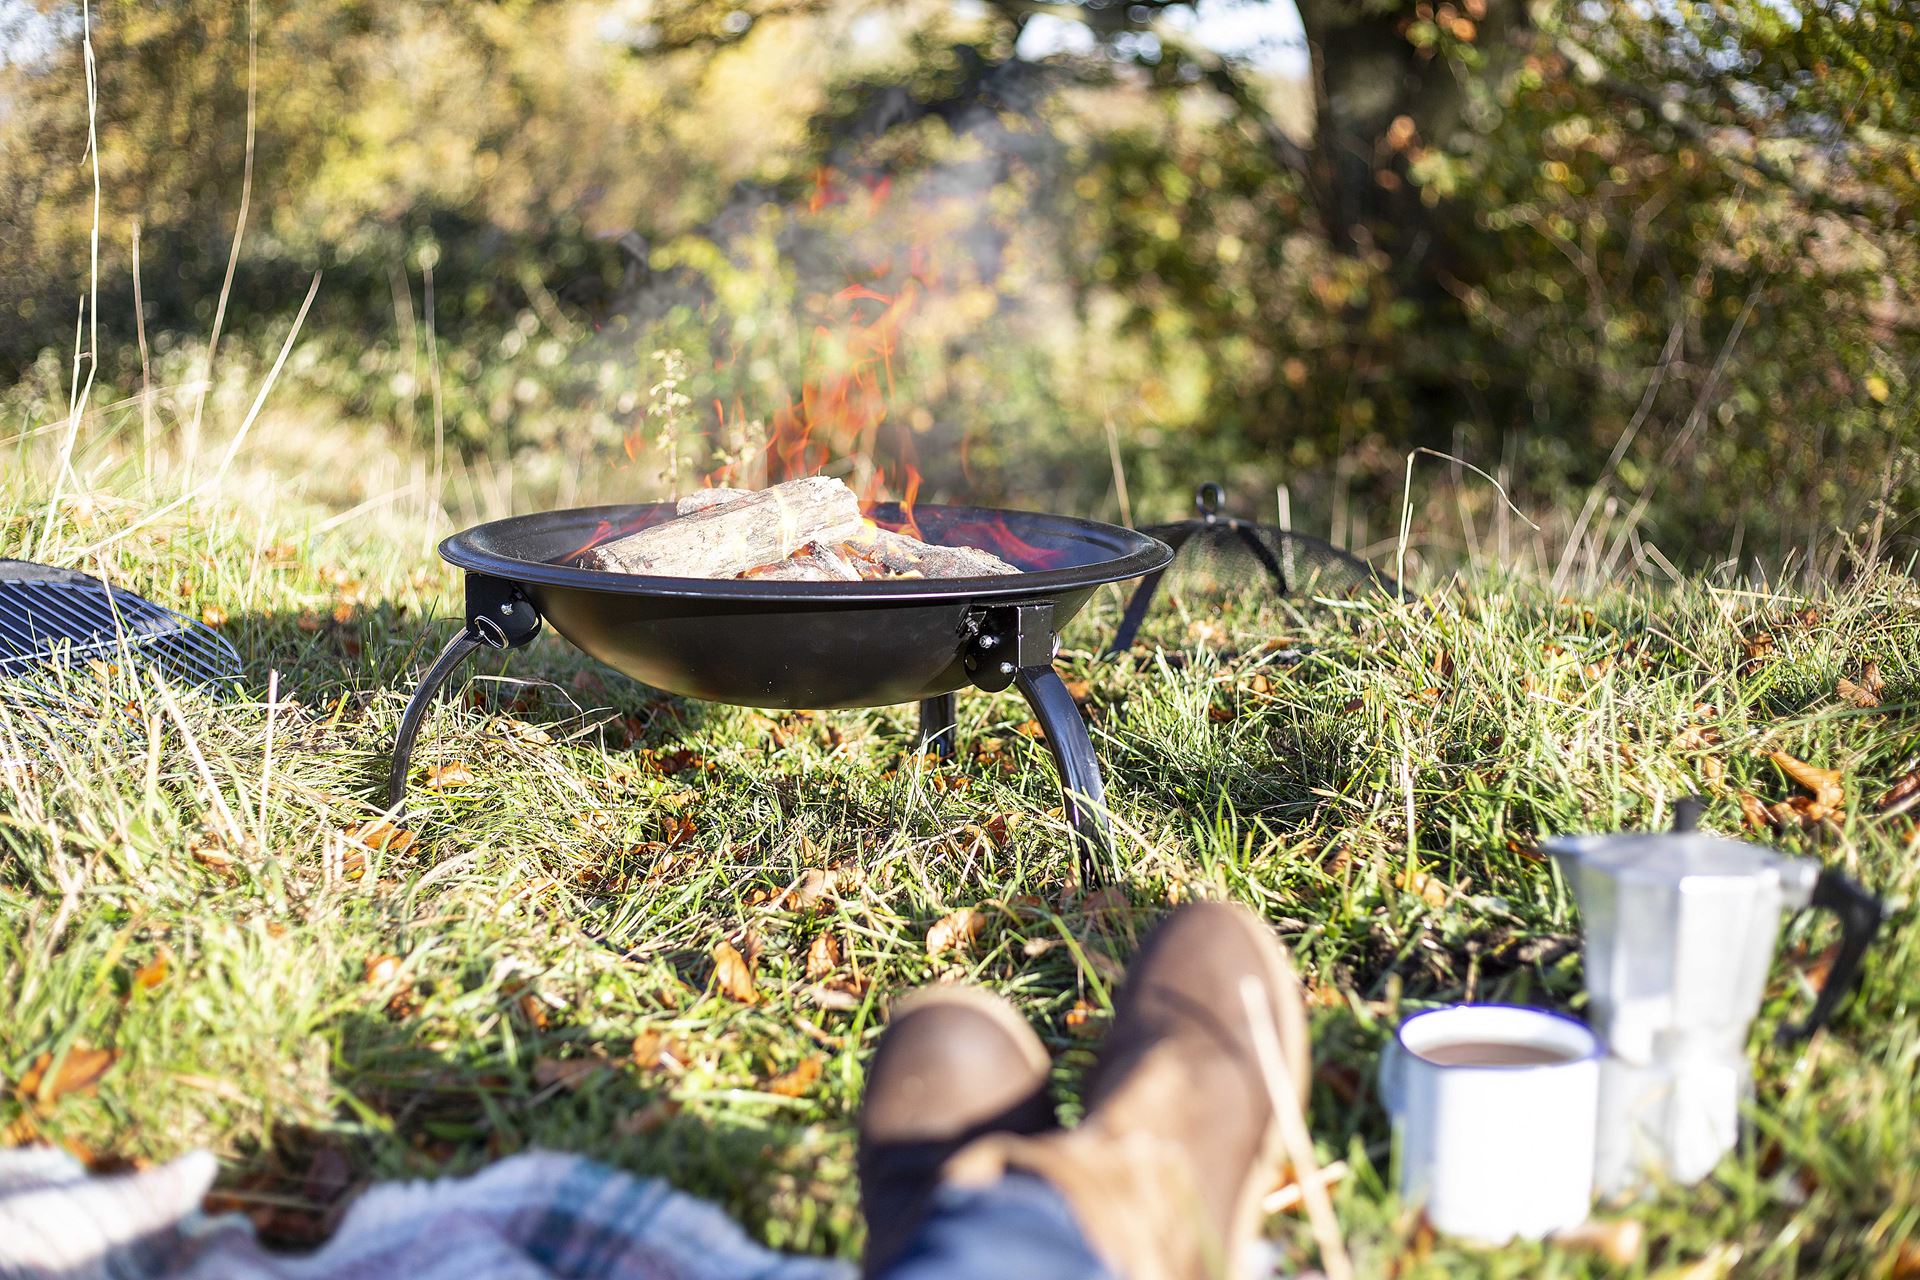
[[943, 901, 1311, 1280], [857, 984, 1056, 1277]]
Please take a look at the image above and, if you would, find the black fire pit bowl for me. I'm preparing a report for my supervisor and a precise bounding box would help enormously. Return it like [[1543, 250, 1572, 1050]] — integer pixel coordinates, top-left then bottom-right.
[[387, 502, 1171, 881]]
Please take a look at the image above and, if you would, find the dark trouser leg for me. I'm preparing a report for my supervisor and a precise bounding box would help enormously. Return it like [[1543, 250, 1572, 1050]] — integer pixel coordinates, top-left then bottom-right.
[[876, 1173, 1117, 1280]]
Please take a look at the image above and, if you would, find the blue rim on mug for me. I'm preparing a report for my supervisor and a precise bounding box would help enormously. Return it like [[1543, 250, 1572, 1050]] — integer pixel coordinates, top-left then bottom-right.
[[1393, 1003, 1602, 1070]]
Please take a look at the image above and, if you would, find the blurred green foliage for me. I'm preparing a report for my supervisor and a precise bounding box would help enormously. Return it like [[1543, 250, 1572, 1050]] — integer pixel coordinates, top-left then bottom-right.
[[1, 0, 1915, 567]]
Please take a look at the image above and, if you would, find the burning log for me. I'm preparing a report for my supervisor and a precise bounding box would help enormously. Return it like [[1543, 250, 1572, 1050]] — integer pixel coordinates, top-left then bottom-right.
[[580, 477, 865, 577], [743, 543, 864, 582], [845, 525, 1018, 578], [577, 476, 1022, 580], [675, 488, 752, 515]]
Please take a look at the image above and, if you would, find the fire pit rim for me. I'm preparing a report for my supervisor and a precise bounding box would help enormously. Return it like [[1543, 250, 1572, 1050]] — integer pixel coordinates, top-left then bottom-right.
[[439, 500, 1174, 602]]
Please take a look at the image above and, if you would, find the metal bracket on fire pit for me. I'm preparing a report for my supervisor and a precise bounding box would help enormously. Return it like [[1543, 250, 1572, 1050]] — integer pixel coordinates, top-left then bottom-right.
[[960, 601, 1114, 883], [386, 574, 542, 813]]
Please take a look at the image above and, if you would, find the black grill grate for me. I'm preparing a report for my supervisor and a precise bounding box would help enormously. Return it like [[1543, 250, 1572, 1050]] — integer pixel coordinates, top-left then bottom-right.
[[0, 560, 240, 689]]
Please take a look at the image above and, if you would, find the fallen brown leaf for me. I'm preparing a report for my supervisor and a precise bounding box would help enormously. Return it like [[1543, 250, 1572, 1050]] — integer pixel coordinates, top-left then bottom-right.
[[711, 940, 759, 1003], [616, 1096, 680, 1137], [1769, 750, 1845, 810], [663, 814, 699, 848], [1208, 703, 1237, 723], [1878, 764, 1920, 815], [1394, 867, 1451, 908], [424, 761, 477, 789], [133, 946, 172, 991], [200, 605, 228, 628], [630, 1031, 687, 1074], [808, 979, 869, 1011], [765, 1055, 823, 1098], [346, 820, 415, 853], [1064, 998, 1102, 1038], [363, 954, 403, 985], [805, 932, 843, 981], [1836, 677, 1880, 709], [15, 1045, 117, 1105], [533, 1053, 610, 1092], [1738, 791, 1773, 832], [776, 867, 836, 912], [516, 992, 551, 1030], [925, 907, 987, 957], [1864, 660, 1887, 695]]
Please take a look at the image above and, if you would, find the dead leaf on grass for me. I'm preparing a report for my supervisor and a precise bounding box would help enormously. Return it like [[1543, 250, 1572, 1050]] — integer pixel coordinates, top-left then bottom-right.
[[1064, 998, 1102, 1038], [1769, 750, 1845, 811], [15, 1045, 117, 1105], [805, 932, 843, 980], [489, 717, 552, 746], [200, 605, 228, 628], [363, 954, 403, 985], [807, 978, 869, 1011], [424, 761, 478, 789], [1738, 791, 1774, 832], [1836, 677, 1881, 709], [663, 814, 699, 847], [765, 1055, 823, 1098], [1878, 764, 1920, 814], [616, 1096, 680, 1137], [775, 867, 836, 912], [1394, 868, 1451, 908], [346, 820, 415, 853], [630, 1031, 688, 1074], [711, 940, 759, 1003], [925, 907, 987, 957], [533, 1053, 610, 1092], [516, 992, 552, 1030], [133, 946, 172, 991]]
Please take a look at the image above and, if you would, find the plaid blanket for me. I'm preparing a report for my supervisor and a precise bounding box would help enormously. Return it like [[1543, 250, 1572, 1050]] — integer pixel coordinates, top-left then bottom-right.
[[0, 1146, 853, 1280]]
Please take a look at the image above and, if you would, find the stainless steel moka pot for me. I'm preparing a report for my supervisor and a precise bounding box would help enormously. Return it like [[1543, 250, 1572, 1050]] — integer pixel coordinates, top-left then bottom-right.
[[1543, 801, 1881, 1195]]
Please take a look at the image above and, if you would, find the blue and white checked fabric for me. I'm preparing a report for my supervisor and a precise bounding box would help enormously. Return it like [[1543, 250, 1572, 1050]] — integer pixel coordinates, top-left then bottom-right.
[[0, 1146, 853, 1280]]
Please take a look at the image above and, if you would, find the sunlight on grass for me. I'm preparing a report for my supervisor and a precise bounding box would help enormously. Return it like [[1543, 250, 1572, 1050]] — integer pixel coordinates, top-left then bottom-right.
[[2, 416, 1917, 1275]]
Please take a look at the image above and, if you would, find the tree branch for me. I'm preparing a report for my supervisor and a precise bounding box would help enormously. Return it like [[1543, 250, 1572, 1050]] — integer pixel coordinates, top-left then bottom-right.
[[1553, 33, 1886, 227]]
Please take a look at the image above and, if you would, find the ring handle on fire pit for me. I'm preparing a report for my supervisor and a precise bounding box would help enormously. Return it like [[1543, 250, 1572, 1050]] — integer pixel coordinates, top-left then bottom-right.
[[386, 574, 542, 813]]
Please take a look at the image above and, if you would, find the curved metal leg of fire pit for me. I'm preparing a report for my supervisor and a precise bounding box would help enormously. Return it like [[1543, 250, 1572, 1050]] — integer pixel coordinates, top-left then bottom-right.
[[386, 573, 544, 814], [387, 627, 487, 812], [918, 693, 958, 758], [1013, 664, 1112, 884]]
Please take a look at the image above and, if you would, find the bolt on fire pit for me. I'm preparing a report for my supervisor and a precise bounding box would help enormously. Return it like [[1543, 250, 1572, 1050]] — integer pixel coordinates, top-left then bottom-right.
[[387, 502, 1171, 882]]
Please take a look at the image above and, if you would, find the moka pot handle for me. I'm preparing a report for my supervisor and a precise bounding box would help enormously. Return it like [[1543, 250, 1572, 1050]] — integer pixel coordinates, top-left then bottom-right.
[[1777, 867, 1883, 1043]]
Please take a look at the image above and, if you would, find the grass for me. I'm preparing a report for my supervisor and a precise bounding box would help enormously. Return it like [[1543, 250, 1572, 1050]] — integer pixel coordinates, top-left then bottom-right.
[[2, 411, 1918, 1279]]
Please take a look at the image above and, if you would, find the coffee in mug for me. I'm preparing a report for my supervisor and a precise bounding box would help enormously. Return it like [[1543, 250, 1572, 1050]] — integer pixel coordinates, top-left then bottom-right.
[[1414, 1040, 1581, 1068], [1379, 1004, 1599, 1242]]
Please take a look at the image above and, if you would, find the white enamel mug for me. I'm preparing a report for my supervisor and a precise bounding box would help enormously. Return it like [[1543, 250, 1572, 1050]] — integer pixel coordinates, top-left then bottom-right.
[[1379, 1005, 1600, 1242]]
